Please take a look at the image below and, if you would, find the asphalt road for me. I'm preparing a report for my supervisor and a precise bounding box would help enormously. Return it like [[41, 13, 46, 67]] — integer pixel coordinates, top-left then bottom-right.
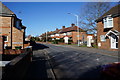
[[43, 43, 118, 80], [24, 43, 118, 80]]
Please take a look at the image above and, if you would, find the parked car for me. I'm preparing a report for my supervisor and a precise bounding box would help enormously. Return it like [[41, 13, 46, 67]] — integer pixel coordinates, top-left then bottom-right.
[[100, 62, 120, 80]]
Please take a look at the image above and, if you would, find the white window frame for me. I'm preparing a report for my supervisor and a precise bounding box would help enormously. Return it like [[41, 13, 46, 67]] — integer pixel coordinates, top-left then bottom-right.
[[55, 34, 60, 36], [103, 15, 113, 28], [51, 35, 54, 37], [63, 33, 66, 36], [4, 36, 8, 42], [100, 35, 106, 42], [103, 18, 107, 28], [67, 32, 72, 35]]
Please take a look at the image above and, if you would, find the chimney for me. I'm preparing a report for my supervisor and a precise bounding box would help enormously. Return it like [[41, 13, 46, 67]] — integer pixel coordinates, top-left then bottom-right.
[[56, 28, 58, 30], [71, 23, 75, 27], [62, 26, 65, 29]]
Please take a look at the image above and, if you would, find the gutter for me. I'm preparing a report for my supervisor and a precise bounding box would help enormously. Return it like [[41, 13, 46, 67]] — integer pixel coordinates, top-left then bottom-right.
[[95, 14, 120, 23], [0, 13, 16, 17]]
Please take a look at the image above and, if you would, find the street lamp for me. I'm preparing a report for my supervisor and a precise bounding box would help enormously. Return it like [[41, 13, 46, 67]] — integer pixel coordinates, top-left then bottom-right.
[[46, 30, 47, 43], [68, 13, 80, 46]]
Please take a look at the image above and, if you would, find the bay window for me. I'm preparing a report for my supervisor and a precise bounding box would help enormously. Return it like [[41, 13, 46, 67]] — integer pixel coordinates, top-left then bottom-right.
[[103, 15, 113, 28]]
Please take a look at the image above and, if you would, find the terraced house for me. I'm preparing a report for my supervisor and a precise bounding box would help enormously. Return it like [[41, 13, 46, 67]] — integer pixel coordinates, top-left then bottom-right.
[[96, 4, 120, 51], [0, 2, 26, 49], [41, 24, 91, 44]]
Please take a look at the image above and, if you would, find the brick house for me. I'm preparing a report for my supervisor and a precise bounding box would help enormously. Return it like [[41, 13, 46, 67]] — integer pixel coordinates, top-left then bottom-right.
[[96, 4, 120, 51], [0, 2, 26, 49], [41, 24, 88, 44]]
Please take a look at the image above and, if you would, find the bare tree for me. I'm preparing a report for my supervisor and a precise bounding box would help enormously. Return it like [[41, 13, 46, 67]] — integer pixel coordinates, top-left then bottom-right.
[[79, 2, 111, 33]]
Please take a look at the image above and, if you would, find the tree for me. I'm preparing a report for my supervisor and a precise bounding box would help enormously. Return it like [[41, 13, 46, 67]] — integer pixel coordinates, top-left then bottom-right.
[[30, 37, 35, 41], [79, 2, 111, 34]]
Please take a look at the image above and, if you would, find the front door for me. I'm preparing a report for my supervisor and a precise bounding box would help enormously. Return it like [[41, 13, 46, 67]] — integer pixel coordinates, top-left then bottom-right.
[[87, 36, 92, 47], [64, 36, 69, 44], [110, 34, 118, 49]]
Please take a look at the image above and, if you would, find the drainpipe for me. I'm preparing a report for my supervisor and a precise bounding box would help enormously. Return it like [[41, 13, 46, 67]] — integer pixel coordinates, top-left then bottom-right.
[[10, 14, 15, 49]]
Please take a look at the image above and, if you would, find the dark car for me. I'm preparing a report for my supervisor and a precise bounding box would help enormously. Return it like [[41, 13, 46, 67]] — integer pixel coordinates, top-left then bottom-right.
[[100, 62, 120, 80]]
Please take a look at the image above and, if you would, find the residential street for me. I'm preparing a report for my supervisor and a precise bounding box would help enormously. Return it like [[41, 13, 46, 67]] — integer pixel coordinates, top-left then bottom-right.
[[25, 43, 118, 80], [1, 2, 120, 80]]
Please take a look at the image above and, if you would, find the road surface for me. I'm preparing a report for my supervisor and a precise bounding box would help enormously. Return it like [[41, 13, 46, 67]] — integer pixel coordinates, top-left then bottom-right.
[[25, 43, 118, 80]]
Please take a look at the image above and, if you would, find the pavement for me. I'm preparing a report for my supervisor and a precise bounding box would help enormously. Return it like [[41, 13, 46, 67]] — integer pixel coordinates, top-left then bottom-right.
[[24, 42, 119, 80], [24, 43, 56, 80], [62, 45, 119, 57]]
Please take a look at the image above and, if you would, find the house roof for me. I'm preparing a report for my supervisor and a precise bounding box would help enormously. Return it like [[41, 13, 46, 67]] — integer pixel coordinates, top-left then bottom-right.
[[0, 2, 14, 15], [96, 4, 120, 22], [59, 26, 85, 33], [40, 24, 86, 37], [22, 26, 26, 29]]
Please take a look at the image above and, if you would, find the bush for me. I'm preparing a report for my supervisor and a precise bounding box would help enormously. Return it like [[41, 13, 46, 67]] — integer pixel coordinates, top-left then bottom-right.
[[59, 38, 64, 43], [93, 44, 98, 48], [52, 39, 59, 44], [15, 46, 22, 49]]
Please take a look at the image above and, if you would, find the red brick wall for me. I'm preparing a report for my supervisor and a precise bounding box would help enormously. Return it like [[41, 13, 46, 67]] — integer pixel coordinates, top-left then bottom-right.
[[0, 17, 12, 47], [12, 27, 24, 49], [72, 31, 87, 43], [0, 16, 25, 49], [97, 17, 119, 51]]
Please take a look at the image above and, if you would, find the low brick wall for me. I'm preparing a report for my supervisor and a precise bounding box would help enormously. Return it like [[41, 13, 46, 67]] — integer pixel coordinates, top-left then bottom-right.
[[24, 41, 30, 48], [4, 49, 25, 55], [2, 48, 33, 80]]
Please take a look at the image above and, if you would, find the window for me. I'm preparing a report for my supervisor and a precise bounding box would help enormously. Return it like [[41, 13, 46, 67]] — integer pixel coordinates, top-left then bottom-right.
[[16, 20, 21, 30], [4, 36, 8, 42], [67, 32, 72, 35], [63, 33, 66, 36], [103, 18, 107, 28], [103, 15, 113, 28], [77, 35, 80, 37], [51, 35, 54, 37], [55, 34, 59, 36], [82, 35, 84, 40], [100, 35, 106, 42]]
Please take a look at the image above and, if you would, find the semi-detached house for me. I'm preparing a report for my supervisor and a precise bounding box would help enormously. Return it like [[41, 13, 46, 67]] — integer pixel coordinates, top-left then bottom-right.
[[0, 2, 26, 49], [43, 24, 90, 44], [96, 4, 120, 51]]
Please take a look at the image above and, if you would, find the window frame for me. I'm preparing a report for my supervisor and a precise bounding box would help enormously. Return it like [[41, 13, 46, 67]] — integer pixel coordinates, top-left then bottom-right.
[[103, 15, 113, 28], [100, 35, 106, 42], [4, 36, 8, 42]]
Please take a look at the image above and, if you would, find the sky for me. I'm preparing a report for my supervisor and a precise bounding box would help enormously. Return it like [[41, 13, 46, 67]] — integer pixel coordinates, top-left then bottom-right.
[[2, 2, 118, 36]]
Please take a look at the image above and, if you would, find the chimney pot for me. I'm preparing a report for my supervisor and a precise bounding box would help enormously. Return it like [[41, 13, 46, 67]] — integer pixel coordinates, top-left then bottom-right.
[[62, 26, 65, 29], [71, 23, 75, 27], [56, 28, 58, 30]]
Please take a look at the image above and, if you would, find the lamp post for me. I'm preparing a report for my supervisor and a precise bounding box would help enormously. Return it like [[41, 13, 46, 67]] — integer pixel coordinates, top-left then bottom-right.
[[68, 13, 80, 46], [46, 31, 47, 43]]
